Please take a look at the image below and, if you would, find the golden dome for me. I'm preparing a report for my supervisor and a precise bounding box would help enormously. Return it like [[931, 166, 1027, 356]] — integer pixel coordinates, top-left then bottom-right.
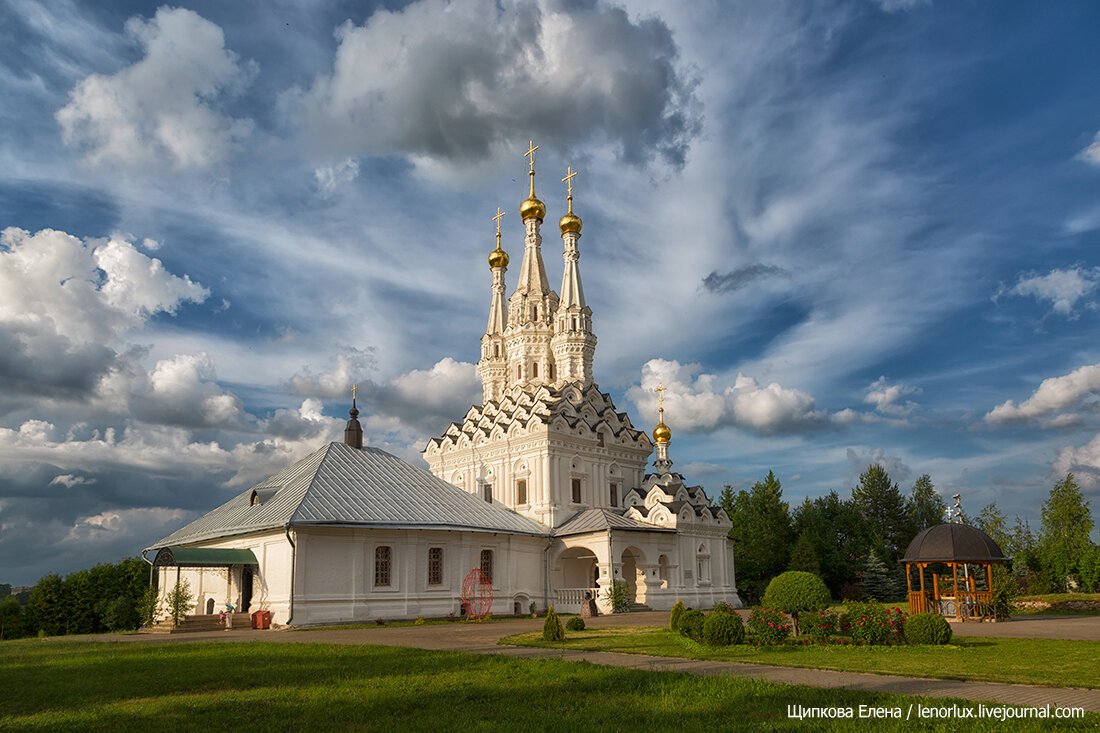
[[653, 421, 671, 443], [488, 243, 509, 268], [559, 210, 582, 234], [520, 194, 545, 221]]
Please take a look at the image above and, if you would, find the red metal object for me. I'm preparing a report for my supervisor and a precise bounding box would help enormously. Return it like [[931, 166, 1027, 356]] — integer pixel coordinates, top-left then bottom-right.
[[251, 609, 271, 629], [461, 567, 493, 620]]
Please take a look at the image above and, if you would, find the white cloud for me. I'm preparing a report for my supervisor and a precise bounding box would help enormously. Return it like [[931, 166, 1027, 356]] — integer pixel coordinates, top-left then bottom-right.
[[289, 348, 375, 399], [1053, 433, 1100, 493], [48, 474, 96, 488], [996, 267, 1100, 319], [315, 158, 360, 195], [299, 0, 699, 175], [0, 227, 207, 401], [133, 353, 244, 429], [845, 447, 911, 485], [864, 376, 921, 417], [56, 7, 254, 171], [1078, 130, 1100, 167], [367, 357, 482, 437], [986, 362, 1100, 426], [626, 359, 831, 435]]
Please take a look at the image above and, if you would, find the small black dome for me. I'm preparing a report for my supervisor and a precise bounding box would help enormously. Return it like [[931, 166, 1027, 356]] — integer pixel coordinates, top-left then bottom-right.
[[901, 523, 1009, 564]]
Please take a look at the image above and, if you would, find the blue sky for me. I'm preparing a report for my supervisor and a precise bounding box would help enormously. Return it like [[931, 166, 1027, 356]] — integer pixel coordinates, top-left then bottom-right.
[[2, 0, 1099, 584]]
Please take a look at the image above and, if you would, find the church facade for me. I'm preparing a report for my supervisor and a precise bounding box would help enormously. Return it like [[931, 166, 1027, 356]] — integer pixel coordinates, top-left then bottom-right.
[[146, 148, 738, 625]]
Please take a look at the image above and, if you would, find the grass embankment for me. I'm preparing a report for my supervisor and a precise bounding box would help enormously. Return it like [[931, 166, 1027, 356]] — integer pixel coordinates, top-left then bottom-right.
[[2, 640, 1094, 731], [502, 627, 1100, 689], [1014, 593, 1100, 616]]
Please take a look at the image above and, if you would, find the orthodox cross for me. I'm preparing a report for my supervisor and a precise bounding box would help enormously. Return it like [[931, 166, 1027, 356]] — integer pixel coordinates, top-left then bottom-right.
[[525, 140, 539, 172], [654, 382, 666, 412], [562, 166, 578, 197], [351, 383, 357, 403], [492, 207, 505, 236]]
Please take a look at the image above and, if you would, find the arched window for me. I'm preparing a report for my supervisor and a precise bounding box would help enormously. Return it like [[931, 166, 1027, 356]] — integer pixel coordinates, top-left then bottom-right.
[[549, 363, 555, 380], [484, 483, 493, 503], [517, 365, 522, 379], [571, 478, 582, 504], [374, 546, 392, 587], [516, 479, 527, 505], [494, 344, 500, 357], [480, 549, 494, 584], [609, 482, 618, 507], [532, 363, 538, 378]]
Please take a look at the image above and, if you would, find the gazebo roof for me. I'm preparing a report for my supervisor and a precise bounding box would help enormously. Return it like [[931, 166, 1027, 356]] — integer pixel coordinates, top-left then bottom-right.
[[901, 523, 1009, 564]]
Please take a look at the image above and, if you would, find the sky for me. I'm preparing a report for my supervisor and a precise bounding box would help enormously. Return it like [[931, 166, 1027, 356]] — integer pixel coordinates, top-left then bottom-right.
[[2, 0, 1099, 585]]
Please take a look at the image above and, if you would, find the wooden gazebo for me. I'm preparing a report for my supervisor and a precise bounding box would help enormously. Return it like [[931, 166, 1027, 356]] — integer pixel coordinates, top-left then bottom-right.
[[901, 523, 1009, 622]]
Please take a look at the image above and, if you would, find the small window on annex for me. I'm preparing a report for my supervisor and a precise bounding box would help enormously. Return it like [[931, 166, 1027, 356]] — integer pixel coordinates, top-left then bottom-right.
[[480, 549, 494, 584], [516, 479, 527, 505], [484, 483, 493, 503], [609, 482, 619, 507], [571, 478, 582, 504], [374, 546, 392, 587], [428, 547, 443, 585]]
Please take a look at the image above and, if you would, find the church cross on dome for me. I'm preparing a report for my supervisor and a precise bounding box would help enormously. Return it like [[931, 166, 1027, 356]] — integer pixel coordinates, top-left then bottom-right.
[[562, 166, 577, 196], [493, 207, 505, 236], [525, 140, 539, 171]]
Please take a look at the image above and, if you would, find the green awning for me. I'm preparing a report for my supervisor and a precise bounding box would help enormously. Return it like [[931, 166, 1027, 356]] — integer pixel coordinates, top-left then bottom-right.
[[153, 546, 258, 568]]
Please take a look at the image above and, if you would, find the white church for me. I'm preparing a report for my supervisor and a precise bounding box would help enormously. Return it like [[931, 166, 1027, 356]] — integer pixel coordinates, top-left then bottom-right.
[[147, 146, 739, 626]]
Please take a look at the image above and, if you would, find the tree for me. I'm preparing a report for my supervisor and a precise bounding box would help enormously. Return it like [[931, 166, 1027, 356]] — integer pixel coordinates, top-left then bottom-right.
[[0, 583, 11, 598], [851, 465, 909, 562], [1039, 474, 1094, 591], [27, 573, 65, 637], [791, 491, 869, 597], [859, 550, 898, 602], [0, 597, 23, 640], [975, 502, 1011, 554], [761, 571, 830, 636], [787, 533, 820, 575], [167, 579, 193, 626], [727, 471, 794, 602], [906, 475, 945, 535]]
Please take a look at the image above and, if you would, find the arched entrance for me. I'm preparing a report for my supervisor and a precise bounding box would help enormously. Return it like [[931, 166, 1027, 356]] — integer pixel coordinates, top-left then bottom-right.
[[555, 546, 600, 612], [621, 546, 646, 604]]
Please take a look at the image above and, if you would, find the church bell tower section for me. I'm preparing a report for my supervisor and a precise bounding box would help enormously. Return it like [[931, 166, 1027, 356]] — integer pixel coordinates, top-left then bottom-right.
[[552, 166, 596, 386]]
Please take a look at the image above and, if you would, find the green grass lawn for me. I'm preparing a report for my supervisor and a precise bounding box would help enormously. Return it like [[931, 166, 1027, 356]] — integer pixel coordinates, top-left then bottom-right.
[[1014, 593, 1100, 616], [2, 639, 1095, 731], [501, 627, 1100, 689]]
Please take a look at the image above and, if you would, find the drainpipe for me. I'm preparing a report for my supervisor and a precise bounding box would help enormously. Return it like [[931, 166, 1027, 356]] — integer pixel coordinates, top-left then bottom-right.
[[141, 550, 154, 586], [543, 537, 552, 611], [284, 525, 296, 626]]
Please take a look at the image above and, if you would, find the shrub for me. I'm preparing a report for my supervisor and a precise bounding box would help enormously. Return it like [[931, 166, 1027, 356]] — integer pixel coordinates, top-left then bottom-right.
[[702, 611, 745, 646], [805, 610, 838, 643], [712, 601, 737, 616], [677, 609, 705, 641], [669, 599, 686, 631], [413, 617, 426, 626], [747, 607, 791, 645], [103, 596, 139, 632], [904, 612, 953, 645], [542, 606, 565, 641], [761, 571, 830, 636], [602, 580, 632, 614], [844, 599, 901, 645], [167, 580, 192, 626], [565, 616, 585, 632], [991, 565, 1018, 620]]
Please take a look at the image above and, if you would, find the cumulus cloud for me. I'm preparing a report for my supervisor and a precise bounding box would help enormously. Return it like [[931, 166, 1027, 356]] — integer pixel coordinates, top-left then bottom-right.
[[128, 353, 244, 429], [845, 447, 911, 485], [995, 267, 1100, 319], [365, 357, 482, 437], [1053, 434, 1100, 493], [986, 362, 1100, 426], [289, 348, 375, 399], [299, 0, 699, 173], [626, 359, 832, 435], [1078, 131, 1100, 167], [701, 264, 789, 294], [56, 6, 254, 170], [0, 227, 207, 403], [864, 376, 921, 417]]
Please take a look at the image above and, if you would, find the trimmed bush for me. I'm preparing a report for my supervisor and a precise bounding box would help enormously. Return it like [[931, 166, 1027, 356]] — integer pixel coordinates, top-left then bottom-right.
[[542, 606, 565, 641], [677, 609, 705, 641], [844, 599, 903, 645], [565, 616, 585, 632], [702, 610, 745, 646], [761, 571, 830, 636], [904, 612, 953, 645], [747, 607, 791, 645], [669, 599, 686, 631], [712, 601, 737, 616]]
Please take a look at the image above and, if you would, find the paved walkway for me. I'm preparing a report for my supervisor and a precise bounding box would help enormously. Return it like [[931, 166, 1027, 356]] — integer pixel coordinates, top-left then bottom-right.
[[76, 612, 1100, 712]]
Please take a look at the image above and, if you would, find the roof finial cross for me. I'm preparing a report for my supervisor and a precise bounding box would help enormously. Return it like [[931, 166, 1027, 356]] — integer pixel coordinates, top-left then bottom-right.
[[562, 166, 578, 197], [492, 206, 505, 238], [654, 382, 666, 414], [352, 383, 357, 405], [525, 140, 539, 172]]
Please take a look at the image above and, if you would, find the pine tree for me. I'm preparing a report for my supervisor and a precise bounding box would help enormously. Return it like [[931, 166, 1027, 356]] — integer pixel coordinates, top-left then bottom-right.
[[860, 550, 895, 602], [728, 471, 794, 602], [907, 474, 945, 534], [852, 465, 909, 562], [787, 533, 820, 575]]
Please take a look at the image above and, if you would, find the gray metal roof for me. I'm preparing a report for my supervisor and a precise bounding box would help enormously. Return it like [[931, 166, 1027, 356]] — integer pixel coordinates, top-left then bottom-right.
[[552, 508, 674, 537], [148, 442, 549, 549]]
